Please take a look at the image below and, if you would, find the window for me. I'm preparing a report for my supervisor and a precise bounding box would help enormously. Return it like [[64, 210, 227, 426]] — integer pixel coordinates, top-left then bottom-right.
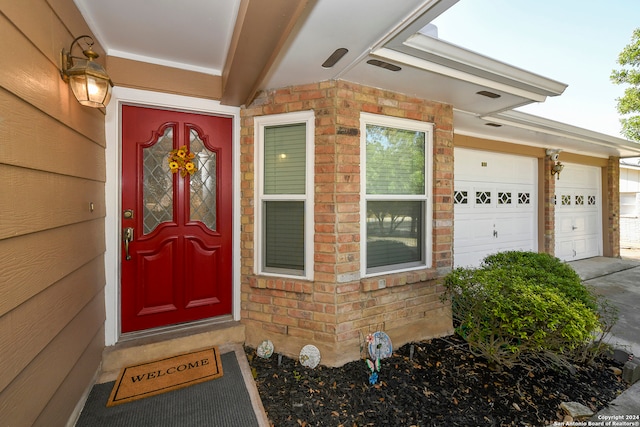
[[454, 190, 468, 205], [360, 113, 433, 275], [476, 191, 491, 204], [498, 192, 512, 205], [255, 111, 314, 278]]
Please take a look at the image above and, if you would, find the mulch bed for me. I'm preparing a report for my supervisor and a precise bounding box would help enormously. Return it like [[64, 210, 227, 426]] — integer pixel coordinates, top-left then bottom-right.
[[246, 335, 628, 426]]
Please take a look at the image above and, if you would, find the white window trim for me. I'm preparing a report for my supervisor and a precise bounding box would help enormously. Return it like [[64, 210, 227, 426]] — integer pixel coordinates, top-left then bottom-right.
[[360, 112, 433, 277], [254, 110, 315, 280]]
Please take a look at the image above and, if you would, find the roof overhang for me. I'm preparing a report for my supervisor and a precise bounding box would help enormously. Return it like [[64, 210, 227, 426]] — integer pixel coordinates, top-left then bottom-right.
[[379, 33, 567, 103], [620, 158, 640, 169], [75, 0, 633, 159], [455, 109, 640, 159]]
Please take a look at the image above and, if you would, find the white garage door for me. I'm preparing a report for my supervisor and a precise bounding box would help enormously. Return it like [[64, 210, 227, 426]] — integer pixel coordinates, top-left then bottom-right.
[[555, 163, 602, 261], [454, 148, 538, 267]]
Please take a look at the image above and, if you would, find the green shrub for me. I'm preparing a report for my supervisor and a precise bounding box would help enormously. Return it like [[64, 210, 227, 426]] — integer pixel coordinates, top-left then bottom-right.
[[481, 251, 597, 310], [442, 251, 611, 370]]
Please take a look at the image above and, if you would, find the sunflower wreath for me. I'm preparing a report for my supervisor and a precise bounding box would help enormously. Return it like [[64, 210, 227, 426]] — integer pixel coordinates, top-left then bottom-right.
[[168, 145, 197, 177]]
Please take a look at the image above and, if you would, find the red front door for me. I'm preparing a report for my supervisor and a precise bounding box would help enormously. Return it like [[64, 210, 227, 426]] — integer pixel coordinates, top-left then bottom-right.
[[121, 105, 232, 333]]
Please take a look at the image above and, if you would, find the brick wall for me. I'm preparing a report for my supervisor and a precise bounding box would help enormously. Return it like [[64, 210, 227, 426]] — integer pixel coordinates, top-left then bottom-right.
[[543, 156, 556, 255], [607, 157, 621, 257], [240, 80, 454, 366]]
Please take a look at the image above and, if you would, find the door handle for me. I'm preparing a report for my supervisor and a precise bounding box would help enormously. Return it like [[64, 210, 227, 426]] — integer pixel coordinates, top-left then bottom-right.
[[571, 225, 578, 230], [493, 229, 498, 238], [123, 227, 134, 260]]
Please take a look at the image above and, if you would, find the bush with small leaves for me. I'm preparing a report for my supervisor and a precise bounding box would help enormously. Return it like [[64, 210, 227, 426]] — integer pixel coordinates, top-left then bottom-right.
[[442, 251, 615, 370], [481, 251, 597, 310]]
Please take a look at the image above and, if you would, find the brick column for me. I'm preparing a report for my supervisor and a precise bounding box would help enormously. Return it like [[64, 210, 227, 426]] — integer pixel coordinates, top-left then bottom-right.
[[606, 157, 621, 257], [543, 156, 556, 255]]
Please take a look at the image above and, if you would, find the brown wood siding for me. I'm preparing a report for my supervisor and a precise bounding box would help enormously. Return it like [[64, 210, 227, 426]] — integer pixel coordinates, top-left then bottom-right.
[[0, 0, 106, 424], [107, 56, 223, 100]]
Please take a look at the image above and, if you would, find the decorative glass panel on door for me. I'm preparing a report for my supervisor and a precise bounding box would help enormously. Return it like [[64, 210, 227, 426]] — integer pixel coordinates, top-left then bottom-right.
[[143, 127, 174, 234], [189, 127, 217, 231]]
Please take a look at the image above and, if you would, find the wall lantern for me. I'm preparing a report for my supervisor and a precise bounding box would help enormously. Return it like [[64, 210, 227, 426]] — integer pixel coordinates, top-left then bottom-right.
[[546, 149, 564, 180], [60, 35, 113, 108]]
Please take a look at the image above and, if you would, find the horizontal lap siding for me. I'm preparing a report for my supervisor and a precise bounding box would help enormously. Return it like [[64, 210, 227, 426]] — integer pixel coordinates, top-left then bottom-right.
[[0, 0, 106, 425], [0, 89, 105, 180]]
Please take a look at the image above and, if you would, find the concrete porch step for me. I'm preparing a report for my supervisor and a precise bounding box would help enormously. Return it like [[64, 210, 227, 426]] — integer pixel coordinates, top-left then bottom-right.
[[98, 320, 246, 383]]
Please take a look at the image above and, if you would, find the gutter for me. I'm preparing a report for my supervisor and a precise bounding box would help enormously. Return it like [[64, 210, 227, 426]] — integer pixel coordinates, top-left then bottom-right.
[[376, 31, 567, 104], [479, 110, 640, 158]]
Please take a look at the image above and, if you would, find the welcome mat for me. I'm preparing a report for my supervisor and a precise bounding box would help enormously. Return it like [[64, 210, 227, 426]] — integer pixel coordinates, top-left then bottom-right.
[[107, 347, 223, 406]]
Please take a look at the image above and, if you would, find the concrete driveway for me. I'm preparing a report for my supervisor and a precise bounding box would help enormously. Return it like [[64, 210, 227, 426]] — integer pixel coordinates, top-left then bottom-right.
[[569, 250, 640, 356], [568, 250, 640, 420]]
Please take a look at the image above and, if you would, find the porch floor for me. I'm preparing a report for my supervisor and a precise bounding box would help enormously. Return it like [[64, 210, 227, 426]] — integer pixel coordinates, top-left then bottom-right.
[[98, 320, 246, 383]]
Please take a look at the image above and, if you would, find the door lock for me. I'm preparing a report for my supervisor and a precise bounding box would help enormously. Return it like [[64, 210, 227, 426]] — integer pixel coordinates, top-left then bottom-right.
[[123, 227, 134, 260]]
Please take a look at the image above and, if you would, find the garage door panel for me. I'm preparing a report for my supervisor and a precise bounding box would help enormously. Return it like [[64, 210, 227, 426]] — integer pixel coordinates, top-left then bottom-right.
[[557, 215, 575, 233], [573, 215, 599, 233], [455, 252, 486, 269], [584, 237, 599, 255], [497, 213, 534, 237], [455, 150, 537, 184], [454, 148, 537, 268], [554, 163, 602, 261], [572, 237, 598, 259], [567, 167, 599, 188], [556, 240, 574, 259], [455, 240, 537, 268], [455, 215, 498, 248]]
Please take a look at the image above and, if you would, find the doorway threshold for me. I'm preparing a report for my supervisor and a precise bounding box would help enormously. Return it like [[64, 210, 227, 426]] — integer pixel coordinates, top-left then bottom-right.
[[100, 317, 245, 383], [118, 315, 235, 345]]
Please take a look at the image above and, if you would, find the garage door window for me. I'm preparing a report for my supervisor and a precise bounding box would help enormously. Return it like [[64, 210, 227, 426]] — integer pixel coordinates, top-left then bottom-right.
[[498, 192, 511, 205], [360, 113, 433, 275], [454, 190, 468, 204], [518, 193, 530, 205]]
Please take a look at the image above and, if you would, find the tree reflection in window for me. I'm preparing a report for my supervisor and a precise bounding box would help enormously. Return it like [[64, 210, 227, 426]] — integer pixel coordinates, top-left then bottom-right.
[[365, 124, 426, 270]]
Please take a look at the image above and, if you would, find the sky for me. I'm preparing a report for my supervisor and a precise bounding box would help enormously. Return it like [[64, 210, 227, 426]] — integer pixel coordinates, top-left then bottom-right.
[[431, 0, 640, 139]]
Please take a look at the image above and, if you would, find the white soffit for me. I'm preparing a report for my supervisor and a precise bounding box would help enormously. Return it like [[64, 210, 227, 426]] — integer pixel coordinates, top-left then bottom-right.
[[261, 0, 435, 90], [74, 0, 240, 75]]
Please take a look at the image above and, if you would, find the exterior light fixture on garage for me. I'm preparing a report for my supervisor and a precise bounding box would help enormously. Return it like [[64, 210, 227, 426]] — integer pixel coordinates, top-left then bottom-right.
[[546, 149, 565, 180]]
